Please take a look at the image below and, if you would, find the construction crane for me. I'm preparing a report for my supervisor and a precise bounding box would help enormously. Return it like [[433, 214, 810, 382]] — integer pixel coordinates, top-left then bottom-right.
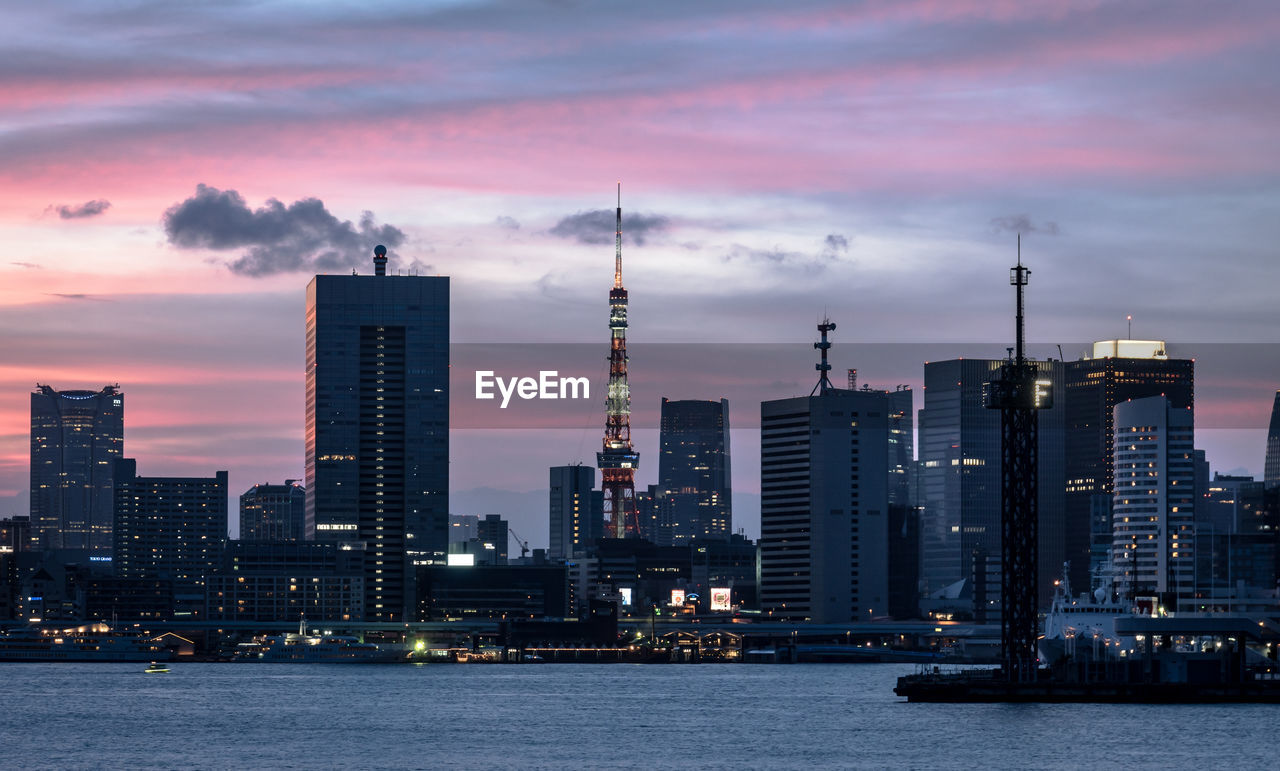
[[508, 526, 530, 559]]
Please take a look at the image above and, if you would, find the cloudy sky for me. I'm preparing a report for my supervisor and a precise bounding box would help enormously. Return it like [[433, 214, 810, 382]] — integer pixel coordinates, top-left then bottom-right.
[[2, 1, 1278, 543]]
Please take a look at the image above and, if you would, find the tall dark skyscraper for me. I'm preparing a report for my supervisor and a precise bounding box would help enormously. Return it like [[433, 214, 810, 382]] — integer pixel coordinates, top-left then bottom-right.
[[1265, 390, 1280, 490], [305, 247, 449, 622], [240, 481, 306, 541], [29, 384, 124, 552], [548, 465, 603, 559], [113, 458, 228, 619], [917, 358, 1063, 612], [758, 323, 906, 622], [658, 398, 732, 543], [1063, 340, 1193, 591]]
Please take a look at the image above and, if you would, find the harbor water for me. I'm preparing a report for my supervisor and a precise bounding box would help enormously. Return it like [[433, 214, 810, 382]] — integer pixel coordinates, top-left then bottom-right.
[[2, 663, 1275, 769]]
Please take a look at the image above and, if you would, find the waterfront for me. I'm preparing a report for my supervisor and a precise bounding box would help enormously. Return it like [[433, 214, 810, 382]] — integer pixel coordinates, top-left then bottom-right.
[[3, 663, 1276, 769]]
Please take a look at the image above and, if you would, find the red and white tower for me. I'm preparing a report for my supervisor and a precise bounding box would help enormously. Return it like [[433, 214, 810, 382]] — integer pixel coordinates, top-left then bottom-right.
[[598, 184, 641, 538]]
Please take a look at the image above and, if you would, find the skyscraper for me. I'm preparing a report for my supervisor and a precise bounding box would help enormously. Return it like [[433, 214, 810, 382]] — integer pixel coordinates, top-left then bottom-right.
[[658, 398, 732, 543], [1111, 396, 1196, 608], [917, 358, 1063, 611], [549, 465, 603, 559], [29, 384, 124, 552], [239, 481, 306, 541], [113, 458, 228, 619], [758, 323, 903, 623], [1265, 390, 1280, 490], [305, 246, 449, 622], [1063, 340, 1193, 591]]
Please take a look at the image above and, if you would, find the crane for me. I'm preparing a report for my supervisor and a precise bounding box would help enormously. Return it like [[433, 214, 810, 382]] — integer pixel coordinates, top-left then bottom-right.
[[508, 526, 530, 559]]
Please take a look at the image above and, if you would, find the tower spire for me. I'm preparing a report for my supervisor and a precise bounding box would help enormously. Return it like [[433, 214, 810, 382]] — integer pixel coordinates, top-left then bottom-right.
[[811, 318, 837, 396], [599, 182, 641, 539], [614, 182, 623, 289]]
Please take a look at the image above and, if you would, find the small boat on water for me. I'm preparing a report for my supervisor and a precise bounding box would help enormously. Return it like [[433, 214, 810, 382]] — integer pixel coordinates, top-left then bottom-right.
[[145, 662, 170, 673]]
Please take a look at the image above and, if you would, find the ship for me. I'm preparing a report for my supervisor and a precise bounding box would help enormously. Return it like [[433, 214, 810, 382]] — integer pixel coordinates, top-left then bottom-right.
[[234, 617, 408, 663], [0, 623, 172, 662], [1038, 565, 1138, 665]]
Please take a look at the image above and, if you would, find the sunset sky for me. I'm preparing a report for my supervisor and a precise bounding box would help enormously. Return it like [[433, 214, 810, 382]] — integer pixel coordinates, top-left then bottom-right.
[[3, 1, 1278, 544]]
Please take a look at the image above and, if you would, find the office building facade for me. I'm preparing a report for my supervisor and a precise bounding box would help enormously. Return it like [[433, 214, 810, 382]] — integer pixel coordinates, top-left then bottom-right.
[[759, 388, 902, 623], [658, 398, 732, 543], [30, 385, 124, 552], [1110, 396, 1196, 608], [549, 465, 603, 559], [1063, 341, 1193, 591], [113, 458, 228, 619], [305, 256, 449, 622], [918, 359, 1063, 613], [1266, 390, 1280, 490], [239, 481, 306, 541]]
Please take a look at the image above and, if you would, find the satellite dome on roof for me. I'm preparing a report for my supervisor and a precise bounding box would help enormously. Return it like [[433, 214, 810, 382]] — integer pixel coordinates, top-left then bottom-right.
[[374, 245, 387, 257], [372, 244, 388, 275]]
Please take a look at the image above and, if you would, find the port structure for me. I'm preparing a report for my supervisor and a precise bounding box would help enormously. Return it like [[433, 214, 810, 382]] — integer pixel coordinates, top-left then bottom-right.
[[599, 183, 642, 539], [983, 235, 1052, 683]]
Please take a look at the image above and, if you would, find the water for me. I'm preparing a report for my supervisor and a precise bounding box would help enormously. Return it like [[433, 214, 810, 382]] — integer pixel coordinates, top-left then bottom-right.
[[2, 663, 1275, 769]]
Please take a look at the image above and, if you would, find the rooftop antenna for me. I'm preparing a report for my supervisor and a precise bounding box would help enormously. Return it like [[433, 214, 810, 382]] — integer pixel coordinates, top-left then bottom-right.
[[811, 318, 837, 396], [1127, 314, 1132, 340], [373, 244, 388, 277]]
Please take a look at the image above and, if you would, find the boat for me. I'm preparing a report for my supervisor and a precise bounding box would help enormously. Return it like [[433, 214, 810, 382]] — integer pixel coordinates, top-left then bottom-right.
[[145, 661, 170, 673], [233, 617, 408, 663], [0, 623, 172, 662], [1039, 564, 1138, 664]]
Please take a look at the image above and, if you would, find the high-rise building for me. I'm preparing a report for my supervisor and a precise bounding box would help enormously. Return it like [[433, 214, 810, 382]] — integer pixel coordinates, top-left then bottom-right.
[[760, 387, 899, 622], [758, 323, 910, 623], [29, 385, 124, 552], [239, 481, 305, 541], [305, 247, 449, 622], [113, 458, 228, 619], [477, 514, 508, 565], [1111, 396, 1196, 609], [1063, 341, 1193, 591], [1265, 390, 1280, 490], [548, 465, 603, 559], [917, 359, 1064, 612], [658, 398, 732, 544]]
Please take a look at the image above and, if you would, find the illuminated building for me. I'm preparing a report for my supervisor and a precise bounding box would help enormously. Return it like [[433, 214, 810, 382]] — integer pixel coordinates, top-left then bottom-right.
[[658, 398, 732, 544], [29, 385, 124, 552], [239, 481, 305, 541], [112, 458, 228, 619], [1063, 340, 1193, 591], [549, 465, 603, 559], [206, 541, 364, 622], [758, 321, 915, 623], [305, 246, 449, 622], [918, 358, 1064, 613], [597, 185, 641, 538], [1266, 391, 1280, 490], [1111, 395, 1196, 609]]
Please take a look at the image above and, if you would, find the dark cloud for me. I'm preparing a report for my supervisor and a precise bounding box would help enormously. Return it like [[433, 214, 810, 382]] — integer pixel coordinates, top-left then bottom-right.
[[723, 234, 850, 273], [822, 233, 849, 256], [990, 214, 1060, 236], [47, 293, 110, 302], [549, 209, 669, 245], [48, 199, 111, 219], [162, 184, 407, 277], [494, 215, 520, 230]]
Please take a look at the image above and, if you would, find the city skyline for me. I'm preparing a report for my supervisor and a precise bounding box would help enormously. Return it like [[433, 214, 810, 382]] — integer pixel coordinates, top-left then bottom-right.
[[3, 2, 1279, 547]]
